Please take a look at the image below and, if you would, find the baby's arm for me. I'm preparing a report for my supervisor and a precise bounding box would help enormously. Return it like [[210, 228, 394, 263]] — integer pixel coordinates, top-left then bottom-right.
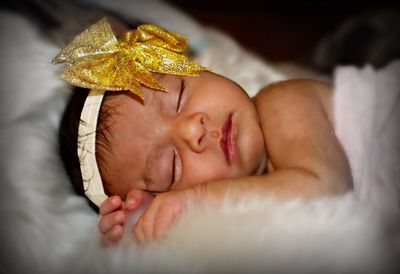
[[254, 79, 352, 198]]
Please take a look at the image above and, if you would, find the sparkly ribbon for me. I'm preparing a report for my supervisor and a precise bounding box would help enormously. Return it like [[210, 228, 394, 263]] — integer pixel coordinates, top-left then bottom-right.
[[53, 18, 206, 99]]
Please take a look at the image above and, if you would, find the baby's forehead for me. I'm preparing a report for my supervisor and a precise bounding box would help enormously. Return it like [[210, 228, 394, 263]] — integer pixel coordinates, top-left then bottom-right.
[[97, 88, 160, 141], [100, 93, 127, 122], [96, 93, 133, 143], [100, 90, 149, 123]]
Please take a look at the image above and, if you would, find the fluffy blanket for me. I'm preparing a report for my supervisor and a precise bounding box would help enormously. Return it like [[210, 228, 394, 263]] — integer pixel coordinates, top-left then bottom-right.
[[1, 1, 399, 273]]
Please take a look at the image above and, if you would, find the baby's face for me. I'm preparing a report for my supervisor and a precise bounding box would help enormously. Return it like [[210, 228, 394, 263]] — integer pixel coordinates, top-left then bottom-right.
[[98, 71, 265, 198]]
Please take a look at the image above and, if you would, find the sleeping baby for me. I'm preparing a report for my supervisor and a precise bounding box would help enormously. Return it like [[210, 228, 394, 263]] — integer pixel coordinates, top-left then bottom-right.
[[57, 19, 352, 245]]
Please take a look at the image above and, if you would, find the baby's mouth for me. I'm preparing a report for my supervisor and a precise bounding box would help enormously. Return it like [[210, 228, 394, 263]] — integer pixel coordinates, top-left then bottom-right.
[[220, 113, 236, 165]]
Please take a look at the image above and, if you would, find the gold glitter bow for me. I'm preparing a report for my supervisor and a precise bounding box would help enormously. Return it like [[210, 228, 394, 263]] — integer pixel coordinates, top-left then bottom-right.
[[52, 18, 207, 99]]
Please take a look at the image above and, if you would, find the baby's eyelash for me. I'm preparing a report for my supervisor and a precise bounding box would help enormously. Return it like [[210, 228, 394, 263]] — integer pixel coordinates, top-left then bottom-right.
[[176, 80, 184, 113], [169, 149, 178, 190], [171, 150, 176, 185]]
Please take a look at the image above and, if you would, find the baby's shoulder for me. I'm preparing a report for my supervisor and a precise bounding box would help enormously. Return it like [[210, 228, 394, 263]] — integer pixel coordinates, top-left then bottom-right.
[[255, 79, 331, 102], [254, 79, 333, 125]]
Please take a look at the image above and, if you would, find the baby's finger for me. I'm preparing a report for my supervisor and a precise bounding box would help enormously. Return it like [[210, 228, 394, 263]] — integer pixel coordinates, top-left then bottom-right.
[[125, 189, 152, 211], [98, 210, 126, 235], [101, 225, 124, 246], [132, 200, 160, 244], [100, 195, 122, 216], [133, 219, 146, 245], [133, 209, 154, 244], [153, 208, 180, 240]]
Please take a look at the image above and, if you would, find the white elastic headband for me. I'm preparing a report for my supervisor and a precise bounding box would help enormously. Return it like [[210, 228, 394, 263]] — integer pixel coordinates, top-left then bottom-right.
[[78, 89, 108, 207]]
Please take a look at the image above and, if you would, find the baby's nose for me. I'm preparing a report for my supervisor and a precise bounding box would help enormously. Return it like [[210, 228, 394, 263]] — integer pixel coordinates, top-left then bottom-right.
[[178, 112, 208, 153]]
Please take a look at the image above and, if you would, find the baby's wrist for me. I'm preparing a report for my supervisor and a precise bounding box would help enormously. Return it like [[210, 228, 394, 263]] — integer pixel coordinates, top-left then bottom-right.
[[190, 182, 221, 206]]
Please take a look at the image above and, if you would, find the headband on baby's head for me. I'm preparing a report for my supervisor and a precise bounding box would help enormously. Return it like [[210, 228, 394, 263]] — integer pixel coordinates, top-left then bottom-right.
[[53, 18, 207, 207]]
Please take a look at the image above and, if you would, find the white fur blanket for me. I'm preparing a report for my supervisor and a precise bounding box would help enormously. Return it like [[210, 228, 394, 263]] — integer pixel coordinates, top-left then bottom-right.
[[1, 2, 399, 273]]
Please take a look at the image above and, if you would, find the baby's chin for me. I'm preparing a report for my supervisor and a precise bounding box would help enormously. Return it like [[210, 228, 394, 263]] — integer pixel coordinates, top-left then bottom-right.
[[253, 150, 268, 175]]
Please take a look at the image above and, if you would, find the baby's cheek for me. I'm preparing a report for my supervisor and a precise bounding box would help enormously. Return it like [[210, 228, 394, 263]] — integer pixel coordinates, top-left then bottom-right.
[[239, 128, 265, 174], [189, 161, 231, 187]]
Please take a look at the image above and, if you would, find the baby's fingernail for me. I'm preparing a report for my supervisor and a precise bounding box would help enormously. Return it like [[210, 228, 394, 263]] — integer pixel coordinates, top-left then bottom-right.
[[126, 198, 136, 207], [112, 226, 121, 236], [111, 196, 119, 205], [115, 213, 123, 222]]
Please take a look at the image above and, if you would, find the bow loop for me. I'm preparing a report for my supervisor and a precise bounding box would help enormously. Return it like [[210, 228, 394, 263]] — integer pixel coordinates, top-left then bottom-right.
[[53, 18, 207, 100], [52, 18, 118, 65], [136, 25, 187, 53]]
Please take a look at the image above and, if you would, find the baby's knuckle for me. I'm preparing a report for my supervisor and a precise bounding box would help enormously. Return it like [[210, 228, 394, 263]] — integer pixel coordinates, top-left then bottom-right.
[[134, 225, 146, 244], [133, 223, 143, 238], [98, 219, 106, 233]]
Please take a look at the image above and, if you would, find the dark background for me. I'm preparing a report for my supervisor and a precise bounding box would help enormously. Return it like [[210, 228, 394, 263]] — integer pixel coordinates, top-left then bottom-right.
[[167, 0, 400, 72], [3, 0, 399, 72]]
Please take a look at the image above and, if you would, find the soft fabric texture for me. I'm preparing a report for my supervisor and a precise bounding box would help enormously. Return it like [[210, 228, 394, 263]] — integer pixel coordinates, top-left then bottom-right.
[[1, 1, 399, 273]]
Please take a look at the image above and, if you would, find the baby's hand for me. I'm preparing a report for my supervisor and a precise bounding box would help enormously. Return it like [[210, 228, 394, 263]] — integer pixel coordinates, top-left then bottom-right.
[[133, 187, 202, 244], [98, 190, 152, 246], [98, 195, 126, 246]]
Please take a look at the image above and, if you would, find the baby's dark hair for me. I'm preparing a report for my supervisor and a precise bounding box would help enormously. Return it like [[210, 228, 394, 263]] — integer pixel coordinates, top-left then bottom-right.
[[58, 87, 112, 211]]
